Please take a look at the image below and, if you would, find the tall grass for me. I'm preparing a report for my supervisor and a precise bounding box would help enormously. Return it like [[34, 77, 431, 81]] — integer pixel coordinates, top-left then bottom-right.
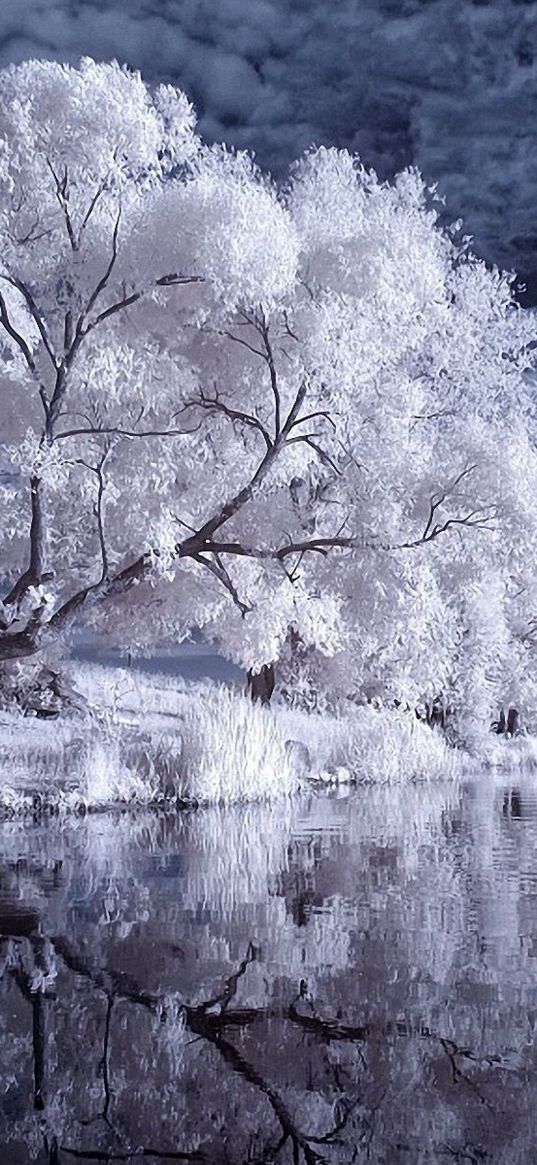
[[0, 674, 297, 814], [0, 663, 486, 816], [178, 685, 295, 803], [278, 702, 460, 784]]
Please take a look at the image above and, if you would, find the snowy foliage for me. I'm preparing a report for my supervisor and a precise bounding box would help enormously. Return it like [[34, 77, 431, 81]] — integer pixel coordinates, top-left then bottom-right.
[[0, 59, 536, 746]]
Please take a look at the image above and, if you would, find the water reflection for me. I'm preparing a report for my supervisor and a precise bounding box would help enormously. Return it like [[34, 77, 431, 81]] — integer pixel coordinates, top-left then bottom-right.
[[1, 777, 537, 1162]]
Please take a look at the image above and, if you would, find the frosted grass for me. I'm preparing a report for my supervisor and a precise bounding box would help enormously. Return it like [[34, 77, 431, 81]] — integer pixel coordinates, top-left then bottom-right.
[[0, 663, 464, 815], [277, 702, 461, 784], [0, 683, 297, 815]]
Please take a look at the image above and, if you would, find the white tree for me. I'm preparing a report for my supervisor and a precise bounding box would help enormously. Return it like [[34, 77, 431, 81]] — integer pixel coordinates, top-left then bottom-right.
[[0, 59, 535, 735], [0, 59, 299, 669]]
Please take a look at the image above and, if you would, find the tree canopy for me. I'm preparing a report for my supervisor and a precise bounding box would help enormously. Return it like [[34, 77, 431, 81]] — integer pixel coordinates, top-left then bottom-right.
[[0, 58, 535, 733]]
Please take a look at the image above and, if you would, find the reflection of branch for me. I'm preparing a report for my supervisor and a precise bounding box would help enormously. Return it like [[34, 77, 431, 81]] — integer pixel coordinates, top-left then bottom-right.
[[10, 936, 509, 1164], [48, 938, 360, 1163], [439, 1037, 495, 1110], [188, 1009, 329, 1164], [214, 1037, 321, 1163], [101, 994, 114, 1124], [50, 935, 158, 1013], [192, 1011, 360, 1164], [289, 991, 368, 1067], [198, 941, 256, 1014], [81, 994, 124, 1143], [60, 1147, 206, 1161], [185, 950, 363, 1164], [438, 1141, 487, 1164], [307, 1094, 362, 1148], [362, 1088, 386, 1161], [47, 939, 207, 1160], [9, 952, 49, 1111]]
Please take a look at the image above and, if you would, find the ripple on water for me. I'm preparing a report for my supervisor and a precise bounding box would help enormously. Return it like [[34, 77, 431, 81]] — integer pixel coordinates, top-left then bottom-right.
[[1, 776, 537, 1162]]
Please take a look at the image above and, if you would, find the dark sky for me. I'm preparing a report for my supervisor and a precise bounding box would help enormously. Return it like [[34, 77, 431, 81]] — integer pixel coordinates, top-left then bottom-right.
[[1, 0, 536, 294]]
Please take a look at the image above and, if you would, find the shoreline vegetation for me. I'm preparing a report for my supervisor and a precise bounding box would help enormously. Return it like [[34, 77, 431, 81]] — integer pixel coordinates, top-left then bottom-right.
[[0, 661, 532, 817]]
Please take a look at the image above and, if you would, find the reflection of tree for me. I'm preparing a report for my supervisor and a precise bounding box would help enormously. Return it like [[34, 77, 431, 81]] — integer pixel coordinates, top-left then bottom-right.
[[8, 938, 51, 1113], [1, 927, 519, 1165], [2, 784, 537, 1163], [40, 937, 362, 1163]]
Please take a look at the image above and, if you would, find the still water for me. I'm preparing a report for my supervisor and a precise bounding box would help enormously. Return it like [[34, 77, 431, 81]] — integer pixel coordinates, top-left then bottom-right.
[[1, 775, 537, 1164]]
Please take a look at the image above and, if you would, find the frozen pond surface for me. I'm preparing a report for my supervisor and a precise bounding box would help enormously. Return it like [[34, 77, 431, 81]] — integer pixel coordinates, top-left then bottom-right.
[[1, 775, 537, 1163]]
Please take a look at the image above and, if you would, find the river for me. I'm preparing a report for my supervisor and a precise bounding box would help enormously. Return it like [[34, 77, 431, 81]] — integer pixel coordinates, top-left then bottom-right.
[[0, 774, 536, 1163]]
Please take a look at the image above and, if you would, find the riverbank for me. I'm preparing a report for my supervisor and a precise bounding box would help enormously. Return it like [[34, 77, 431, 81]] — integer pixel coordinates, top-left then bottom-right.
[[0, 662, 466, 815]]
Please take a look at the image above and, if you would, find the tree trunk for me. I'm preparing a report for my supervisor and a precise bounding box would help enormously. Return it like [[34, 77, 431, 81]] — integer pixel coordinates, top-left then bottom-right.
[[494, 707, 520, 736], [246, 664, 275, 706], [425, 696, 446, 729], [507, 707, 520, 735]]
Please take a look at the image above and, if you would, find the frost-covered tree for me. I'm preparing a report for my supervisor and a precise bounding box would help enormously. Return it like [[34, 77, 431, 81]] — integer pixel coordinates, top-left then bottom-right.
[[0, 58, 299, 667], [0, 59, 535, 732]]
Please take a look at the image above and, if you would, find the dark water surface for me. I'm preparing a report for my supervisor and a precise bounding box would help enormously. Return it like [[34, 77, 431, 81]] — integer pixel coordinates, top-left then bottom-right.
[[1, 776, 537, 1164]]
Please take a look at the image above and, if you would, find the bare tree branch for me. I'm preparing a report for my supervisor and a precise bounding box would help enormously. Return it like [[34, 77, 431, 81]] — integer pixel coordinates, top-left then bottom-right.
[[259, 311, 281, 438], [0, 288, 37, 373], [0, 274, 57, 369], [8, 218, 53, 247], [55, 424, 202, 442], [222, 330, 265, 359], [47, 159, 78, 252], [287, 434, 341, 474], [79, 181, 107, 241], [192, 553, 251, 616], [282, 380, 308, 433], [79, 273, 203, 338], [78, 206, 122, 329], [226, 311, 284, 440], [3, 475, 48, 608], [287, 410, 337, 433], [77, 452, 111, 583], [179, 388, 272, 450]]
